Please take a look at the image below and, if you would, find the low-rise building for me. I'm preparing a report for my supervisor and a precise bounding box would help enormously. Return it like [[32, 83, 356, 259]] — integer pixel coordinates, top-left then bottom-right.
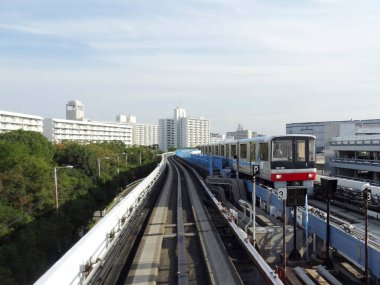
[[226, 124, 256, 140], [330, 129, 380, 185], [287, 119, 380, 182]]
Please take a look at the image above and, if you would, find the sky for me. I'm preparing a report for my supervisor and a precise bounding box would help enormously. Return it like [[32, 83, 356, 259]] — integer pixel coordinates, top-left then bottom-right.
[[1, 0, 380, 135]]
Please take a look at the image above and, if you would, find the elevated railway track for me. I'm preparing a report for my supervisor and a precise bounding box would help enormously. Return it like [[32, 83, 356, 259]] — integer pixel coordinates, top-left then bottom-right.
[[39, 151, 380, 285], [110, 156, 280, 285]]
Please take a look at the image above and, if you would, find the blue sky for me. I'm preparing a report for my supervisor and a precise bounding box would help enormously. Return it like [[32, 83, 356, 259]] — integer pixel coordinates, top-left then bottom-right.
[[1, 0, 380, 135]]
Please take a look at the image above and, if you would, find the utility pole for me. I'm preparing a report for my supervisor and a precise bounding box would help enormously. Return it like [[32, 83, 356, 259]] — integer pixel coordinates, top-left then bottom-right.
[[363, 185, 371, 285], [277, 187, 287, 281], [53, 165, 74, 211], [283, 198, 287, 279]]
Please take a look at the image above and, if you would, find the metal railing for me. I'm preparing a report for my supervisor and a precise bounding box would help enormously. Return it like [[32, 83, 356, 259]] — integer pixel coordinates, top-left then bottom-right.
[[330, 140, 380, 146], [330, 158, 380, 167]]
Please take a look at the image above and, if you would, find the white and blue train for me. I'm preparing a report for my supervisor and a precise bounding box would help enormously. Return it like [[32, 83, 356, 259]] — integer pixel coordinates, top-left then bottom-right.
[[199, 134, 317, 190]]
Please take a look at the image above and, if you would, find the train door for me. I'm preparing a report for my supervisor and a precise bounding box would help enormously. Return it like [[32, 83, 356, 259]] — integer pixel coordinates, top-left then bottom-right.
[[239, 143, 248, 174], [250, 141, 257, 175], [259, 142, 270, 180], [230, 143, 238, 173]]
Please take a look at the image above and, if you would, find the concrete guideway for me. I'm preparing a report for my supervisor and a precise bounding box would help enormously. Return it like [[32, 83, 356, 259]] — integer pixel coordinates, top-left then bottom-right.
[[127, 156, 243, 285], [179, 158, 284, 285], [125, 162, 174, 285], [172, 162, 189, 285], [175, 159, 243, 285]]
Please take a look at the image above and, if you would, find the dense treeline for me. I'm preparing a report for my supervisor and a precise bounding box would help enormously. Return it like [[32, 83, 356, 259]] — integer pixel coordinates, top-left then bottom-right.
[[0, 130, 161, 284]]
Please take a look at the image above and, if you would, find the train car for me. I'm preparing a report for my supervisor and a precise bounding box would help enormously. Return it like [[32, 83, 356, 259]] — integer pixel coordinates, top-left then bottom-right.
[[200, 135, 316, 190]]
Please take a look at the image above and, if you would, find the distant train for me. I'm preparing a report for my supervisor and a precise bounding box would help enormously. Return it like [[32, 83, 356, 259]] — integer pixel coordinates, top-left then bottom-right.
[[199, 135, 317, 190]]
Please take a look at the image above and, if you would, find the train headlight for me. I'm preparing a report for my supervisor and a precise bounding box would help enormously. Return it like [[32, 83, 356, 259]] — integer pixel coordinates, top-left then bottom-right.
[[308, 173, 314, 179], [275, 174, 282, 180]]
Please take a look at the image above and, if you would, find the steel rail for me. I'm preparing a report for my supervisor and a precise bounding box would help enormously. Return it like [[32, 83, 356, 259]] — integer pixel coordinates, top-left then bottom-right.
[[176, 157, 284, 285], [172, 160, 189, 285], [173, 159, 243, 285]]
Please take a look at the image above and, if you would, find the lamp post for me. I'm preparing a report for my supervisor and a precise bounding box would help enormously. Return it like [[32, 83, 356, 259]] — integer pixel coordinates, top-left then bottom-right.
[[54, 165, 74, 211], [97, 157, 110, 177]]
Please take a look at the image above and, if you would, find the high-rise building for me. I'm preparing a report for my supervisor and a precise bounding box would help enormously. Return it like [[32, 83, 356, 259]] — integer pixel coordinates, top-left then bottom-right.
[[135, 123, 158, 147], [158, 107, 210, 151], [0, 110, 43, 134], [174, 107, 186, 121], [159, 118, 175, 151], [117, 114, 158, 146], [178, 117, 210, 148]]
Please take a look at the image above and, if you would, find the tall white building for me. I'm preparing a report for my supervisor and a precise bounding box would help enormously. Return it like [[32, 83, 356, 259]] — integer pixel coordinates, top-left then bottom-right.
[[174, 107, 186, 121], [117, 114, 158, 146], [135, 123, 158, 146], [0, 110, 43, 134], [178, 117, 210, 148], [158, 107, 210, 151], [44, 100, 133, 145], [159, 119, 175, 151]]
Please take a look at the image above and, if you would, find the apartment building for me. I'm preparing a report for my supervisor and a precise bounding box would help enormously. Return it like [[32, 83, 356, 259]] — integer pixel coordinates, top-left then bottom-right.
[[0, 110, 43, 134]]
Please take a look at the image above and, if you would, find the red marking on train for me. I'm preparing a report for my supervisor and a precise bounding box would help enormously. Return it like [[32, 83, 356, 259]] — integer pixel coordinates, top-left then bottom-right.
[[271, 172, 316, 182]]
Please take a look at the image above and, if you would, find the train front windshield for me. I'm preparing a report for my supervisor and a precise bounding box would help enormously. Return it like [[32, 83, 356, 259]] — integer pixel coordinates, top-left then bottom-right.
[[271, 137, 316, 167], [272, 139, 293, 161]]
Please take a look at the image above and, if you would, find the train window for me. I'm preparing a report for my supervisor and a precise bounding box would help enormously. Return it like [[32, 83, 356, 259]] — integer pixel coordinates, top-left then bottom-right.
[[260, 143, 268, 161], [272, 140, 292, 161], [309, 140, 315, 161], [240, 144, 247, 159], [296, 140, 306, 162], [215, 145, 219, 156], [250, 142, 256, 161], [231, 145, 237, 158], [220, 145, 225, 156], [226, 145, 230, 157]]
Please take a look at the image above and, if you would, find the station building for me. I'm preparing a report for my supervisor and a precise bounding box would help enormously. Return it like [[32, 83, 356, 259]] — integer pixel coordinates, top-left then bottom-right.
[[0, 110, 43, 134], [287, 119, 380, 184]]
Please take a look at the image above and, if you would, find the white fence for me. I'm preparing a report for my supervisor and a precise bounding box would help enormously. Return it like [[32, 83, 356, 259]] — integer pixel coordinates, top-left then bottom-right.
[[35, 155, 168, 285]]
